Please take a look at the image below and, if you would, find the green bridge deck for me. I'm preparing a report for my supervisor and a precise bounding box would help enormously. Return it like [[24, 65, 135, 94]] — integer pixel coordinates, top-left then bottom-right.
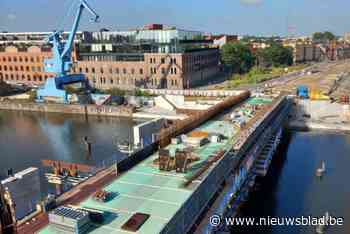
[[40, 120, 237, 234]]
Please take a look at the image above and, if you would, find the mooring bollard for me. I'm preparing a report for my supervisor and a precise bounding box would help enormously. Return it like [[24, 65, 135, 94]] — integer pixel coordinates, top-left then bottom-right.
[[83, 136, 92, 157]]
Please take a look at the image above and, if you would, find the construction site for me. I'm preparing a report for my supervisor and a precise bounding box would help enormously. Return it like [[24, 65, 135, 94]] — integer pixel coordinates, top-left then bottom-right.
[[0, 87, 293, 234], [2, 0, 350, 233]]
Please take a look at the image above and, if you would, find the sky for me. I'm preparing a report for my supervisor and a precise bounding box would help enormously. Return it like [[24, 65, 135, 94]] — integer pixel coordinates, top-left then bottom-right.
[[1, 0, 350, 36]]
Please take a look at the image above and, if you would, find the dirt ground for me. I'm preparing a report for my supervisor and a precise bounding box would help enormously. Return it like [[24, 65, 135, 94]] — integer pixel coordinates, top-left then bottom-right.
[[274, 60, 350, 97]]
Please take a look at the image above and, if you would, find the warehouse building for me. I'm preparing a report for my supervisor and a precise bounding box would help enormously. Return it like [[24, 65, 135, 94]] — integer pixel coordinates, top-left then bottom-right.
[[0, 25, 220, 90]]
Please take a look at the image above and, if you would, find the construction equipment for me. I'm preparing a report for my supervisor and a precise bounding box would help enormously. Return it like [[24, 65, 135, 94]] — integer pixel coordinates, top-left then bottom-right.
[[37, 0, 99, 103], [0, 184, 17, 234], [296, 85, 309, 99]]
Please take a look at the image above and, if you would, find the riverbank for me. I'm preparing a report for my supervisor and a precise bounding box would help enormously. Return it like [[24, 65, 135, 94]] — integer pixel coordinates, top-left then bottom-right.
[[288, 120, 350, 132], [0, 101, 133, 117], [289, 99, 350, 132]]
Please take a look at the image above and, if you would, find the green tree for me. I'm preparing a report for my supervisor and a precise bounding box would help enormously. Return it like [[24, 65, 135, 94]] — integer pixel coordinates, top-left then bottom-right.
[[257, 44, 293, 67], [221, 42, 255, 74], [103, 88, 126, 96], [323, 31, 335, 41], [312, 31, 335, 42]]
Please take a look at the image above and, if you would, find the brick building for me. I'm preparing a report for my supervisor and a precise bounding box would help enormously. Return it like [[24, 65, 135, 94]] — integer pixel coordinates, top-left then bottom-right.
[[0, 26, 220, 90], [0, 45, 54, 86], [0, 45, 219, 90]]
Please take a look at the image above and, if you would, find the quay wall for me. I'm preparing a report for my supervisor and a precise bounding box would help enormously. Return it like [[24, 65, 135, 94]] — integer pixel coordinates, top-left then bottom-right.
[[142, 88, 246, 97], [288, 99, 350, 131], [0, 102, 133, 117]]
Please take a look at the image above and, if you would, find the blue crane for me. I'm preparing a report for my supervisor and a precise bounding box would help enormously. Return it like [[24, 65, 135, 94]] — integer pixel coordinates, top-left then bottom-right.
[[44, 0, 99, 76], [37, 0, 99, 103]]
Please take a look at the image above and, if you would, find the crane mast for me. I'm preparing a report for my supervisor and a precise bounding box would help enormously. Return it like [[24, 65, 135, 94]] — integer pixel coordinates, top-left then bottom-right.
[[44, 0, 99, 76]]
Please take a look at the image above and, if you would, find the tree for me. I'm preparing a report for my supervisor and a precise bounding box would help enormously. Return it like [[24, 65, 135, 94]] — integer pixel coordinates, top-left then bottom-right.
[[323, 31, 336, 41], [257, 44, 293, 67], [221, 42, 255, 74], [103, 88, 126, 96], [312, 31, 336, 42]]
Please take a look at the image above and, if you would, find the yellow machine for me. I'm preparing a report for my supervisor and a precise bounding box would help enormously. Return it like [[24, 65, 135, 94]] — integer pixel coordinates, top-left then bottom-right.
[[309, 89, 330, 100]]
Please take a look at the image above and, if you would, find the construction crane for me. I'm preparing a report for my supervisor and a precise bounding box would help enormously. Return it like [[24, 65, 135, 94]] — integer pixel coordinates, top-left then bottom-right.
[[37, 0, 99, 103], [44, 0, 99, 76]]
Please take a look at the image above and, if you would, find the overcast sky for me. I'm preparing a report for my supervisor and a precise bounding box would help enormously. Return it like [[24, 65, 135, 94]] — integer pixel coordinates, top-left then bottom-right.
[[1, 0, 350, 36]]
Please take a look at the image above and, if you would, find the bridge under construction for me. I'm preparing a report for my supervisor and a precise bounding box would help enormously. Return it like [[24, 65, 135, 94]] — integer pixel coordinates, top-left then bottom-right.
[[10, 89, 293, 234]]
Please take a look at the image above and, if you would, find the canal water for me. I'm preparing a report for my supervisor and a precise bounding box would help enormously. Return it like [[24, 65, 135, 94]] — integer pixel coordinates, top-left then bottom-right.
[[0, 110, 138, 178], [234, 131, 350, 234]]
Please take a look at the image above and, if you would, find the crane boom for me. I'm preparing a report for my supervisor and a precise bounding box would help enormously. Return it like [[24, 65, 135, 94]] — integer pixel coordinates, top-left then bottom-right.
[[44, 0, 99, 76], [61, 0, 99, 59]]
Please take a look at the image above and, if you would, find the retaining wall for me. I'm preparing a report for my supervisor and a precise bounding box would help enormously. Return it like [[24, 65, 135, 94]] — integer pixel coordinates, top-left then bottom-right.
[[0, 102, 133, 117]]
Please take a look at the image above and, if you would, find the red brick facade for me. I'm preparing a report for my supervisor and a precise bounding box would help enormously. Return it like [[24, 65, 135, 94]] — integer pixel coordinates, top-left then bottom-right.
[[0, 46, 219, 89]]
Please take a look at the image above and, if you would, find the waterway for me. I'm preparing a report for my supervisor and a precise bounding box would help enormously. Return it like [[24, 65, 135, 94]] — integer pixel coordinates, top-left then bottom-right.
[[0, 110, 137, 178], [234, 131, 350, 234]]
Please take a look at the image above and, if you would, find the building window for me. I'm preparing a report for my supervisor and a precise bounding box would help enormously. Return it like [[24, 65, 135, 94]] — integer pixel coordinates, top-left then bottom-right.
[[36, 57, 40, 62], [32, 66, 36, 72], [2, 57, 6, 62], [26, 66, 29, 71], [92, 68, 95, 73], [30, 57, 34, 62], [9, 66, 12, 71], [174, 67, 177, 74], [161, 58, 165, 64], [20, 66, 24, 71], [123, 68, 127, 74], [8, 57, 12, 62], [19, 57, 23, 62], [79, 68, 82, 73], [0, 65, 2, 71], [110, 78, 113, 84], [14, 66, 18, 71], [22, 75, 25, 80], [115, 68, 119, 74], [86, 67, 89, 73], [37, 66, 41, 72], [16, 74, 19, 80], [13, 57, 17, 62], [109, 68, 113, 74], [100, 68, 104, 74], [161, 67, 165, 74], [4, 65, 7, 71], [150, 58, 153, 63], [24, 57, 28, 62], [139, 68, 143, 75]]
